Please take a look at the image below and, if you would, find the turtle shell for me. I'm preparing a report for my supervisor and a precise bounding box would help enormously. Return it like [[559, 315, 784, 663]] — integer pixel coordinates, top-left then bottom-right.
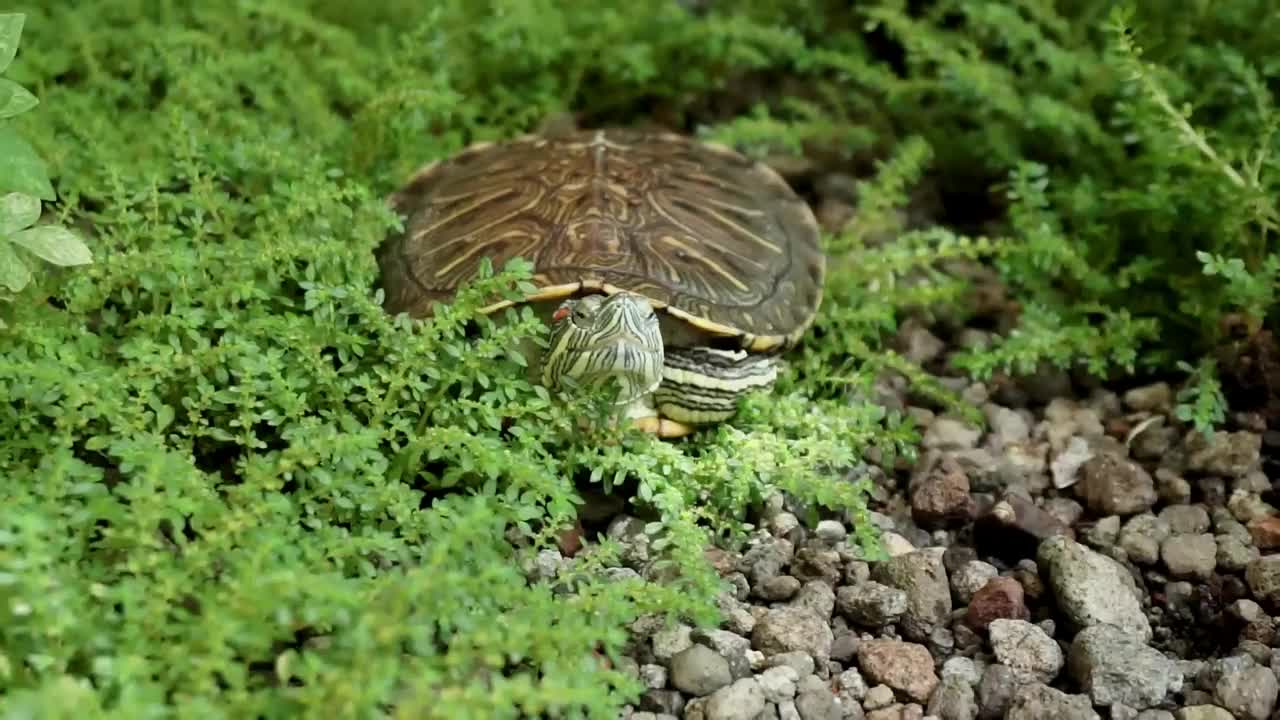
[[376, 128, 826, 352]]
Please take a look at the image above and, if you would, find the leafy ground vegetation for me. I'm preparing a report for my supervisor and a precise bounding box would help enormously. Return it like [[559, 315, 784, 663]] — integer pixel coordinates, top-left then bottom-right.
[[0, 1, 1277, 717]]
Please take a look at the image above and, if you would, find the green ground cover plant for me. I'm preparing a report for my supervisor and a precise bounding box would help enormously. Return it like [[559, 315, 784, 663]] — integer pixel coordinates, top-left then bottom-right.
[[0, 1, 1276, 717], [0, 13, 93, 323]]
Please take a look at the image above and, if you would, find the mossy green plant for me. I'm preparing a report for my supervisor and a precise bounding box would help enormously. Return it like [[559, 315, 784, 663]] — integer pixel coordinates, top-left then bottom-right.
[[0, 13, 93, 322], [0, 3, 929, 715], [3, 0, 1278, 716]]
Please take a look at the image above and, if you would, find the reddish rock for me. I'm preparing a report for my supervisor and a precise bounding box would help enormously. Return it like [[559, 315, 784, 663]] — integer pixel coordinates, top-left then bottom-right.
[[1075, 452, 1158, 516], [965, 576, 1030, 632], [556, 520, 584, 557], [856, 639, 939, 703], [1249, 516, 1280, 550], [703, 546, 738, 576], [911, 457, 976, 529], [1009, 565, 1046, 602], [1244, 619, 1276, 645]]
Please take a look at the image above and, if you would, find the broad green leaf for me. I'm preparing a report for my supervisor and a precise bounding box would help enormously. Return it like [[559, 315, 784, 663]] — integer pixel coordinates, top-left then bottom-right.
[[0, 78, 37, 118], [10, 224, 93, 266], [0, 239, 31, 291], [0, 14, 22, 75], [0, 125, 54, 199], [0, 192, 39, 235]]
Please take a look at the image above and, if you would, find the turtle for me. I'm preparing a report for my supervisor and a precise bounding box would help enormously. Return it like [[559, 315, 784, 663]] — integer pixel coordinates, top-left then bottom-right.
[[375, 127, 826, 438]]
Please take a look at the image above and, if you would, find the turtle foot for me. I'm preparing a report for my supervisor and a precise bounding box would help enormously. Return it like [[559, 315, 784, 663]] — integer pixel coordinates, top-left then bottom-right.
[[630, 415, 695, 438]]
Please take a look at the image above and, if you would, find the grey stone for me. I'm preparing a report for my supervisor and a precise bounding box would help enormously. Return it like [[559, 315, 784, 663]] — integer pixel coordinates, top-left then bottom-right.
[[527, 548, 564, 581], [670, 644, 733, 697], [1154, 469, 1192, 504], [1005, 683, 1101, 720], [1120, 513, 1170, 566], [837, 582, 909, 627], [1245, 555, 1280, 611], [769, 651, 817, 678], [830, 631, 859, 663], [1203, 655, 1278, 720], [1066, 624, 1182, 708], [926, 676, 978, 720], [639, 663, 667, 689], [1051, 435, 1094, 489], [1110, 703, 1138, 720], [793, 545, 843, 587], [793, 580, 837, 620], [1228, 490, 1276, 524], [797, 672, 828, 695], [1185, 429, 1261, 478], [759, 575, 804, 601], [1160, 533, 1217, 579], [757, 665, 799, 704], [1037, 536, 1151, 640], [652, 624, 694, 662], [940, 657, 980, 686], [742, 537, 795, 585], [1174, 707, 1234, 720], [1083, 515, 1121, 547], [863, 685, 895, 710], [869, 549, 952, 642], [988, 619, 1063, 684], [771, 512, 802, 538], [795, 685, 841, 720], [976, 664, 1020, 720], [1216, 534, 1259, 572], [695, 629, 753, 680], [703, 677, 767, 720], [753, 606, 835, 663], [986, 404, 1031, 447], [833, 666, 867, 706], [1124, 383, 1172, 411], [923, 417, 982, 451], [950, 561, 998, 604], [1159, 505, 1211, 534], [815, 520, 848, 544], [717, 592, 755, 635], [638, 689, 685, 715]]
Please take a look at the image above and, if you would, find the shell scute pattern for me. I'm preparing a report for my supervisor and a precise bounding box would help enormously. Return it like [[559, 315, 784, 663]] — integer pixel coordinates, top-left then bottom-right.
[[378, 128, 825, 349]]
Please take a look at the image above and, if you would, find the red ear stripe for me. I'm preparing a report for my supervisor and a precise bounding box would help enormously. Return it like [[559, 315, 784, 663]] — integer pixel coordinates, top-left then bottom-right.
[[552, 306, 571, 322]]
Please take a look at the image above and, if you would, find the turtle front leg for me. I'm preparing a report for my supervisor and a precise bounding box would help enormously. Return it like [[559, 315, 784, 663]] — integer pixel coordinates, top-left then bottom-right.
[[616, 395, 695, 438], [630, 415, 696, 438], [653, 346, 780, 426]]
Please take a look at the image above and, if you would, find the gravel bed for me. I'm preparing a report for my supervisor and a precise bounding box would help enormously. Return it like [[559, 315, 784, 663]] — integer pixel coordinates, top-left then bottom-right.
[[538, 305, 1280, 719]]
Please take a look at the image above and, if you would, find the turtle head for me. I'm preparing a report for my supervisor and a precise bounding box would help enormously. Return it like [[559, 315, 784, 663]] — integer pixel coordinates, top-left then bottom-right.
[[542, 292, 665, 405]]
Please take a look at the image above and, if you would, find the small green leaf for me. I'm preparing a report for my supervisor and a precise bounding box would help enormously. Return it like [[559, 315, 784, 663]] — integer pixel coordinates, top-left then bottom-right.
[[0, 14, 22, 75], [0, 125, 54, 199], [156, 404, 175, 432], [0, 78, 37, 118], [0, 239, 32, 291], [0, 192, 39, 235], [10, 225, 93, 266]]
